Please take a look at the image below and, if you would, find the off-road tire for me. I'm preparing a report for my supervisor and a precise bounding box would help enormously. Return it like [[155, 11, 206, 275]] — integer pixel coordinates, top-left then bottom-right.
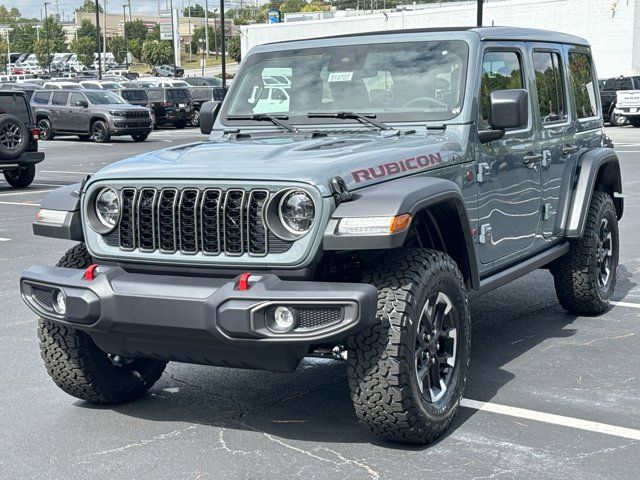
[[131, 132, 149, 142], [191, 110, 200, 127], [551, 191, 619, 315], [37, 118, 54, 140], [347, 249, 471, 444], [0, 114, 29, 159], [38, 243, 166, 403], [4, 164, 35, 188], [91, 120, 111, 143]]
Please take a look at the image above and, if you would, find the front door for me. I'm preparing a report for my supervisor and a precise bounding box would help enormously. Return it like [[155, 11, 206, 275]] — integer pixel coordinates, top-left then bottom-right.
[[476, 44, 542, 265]]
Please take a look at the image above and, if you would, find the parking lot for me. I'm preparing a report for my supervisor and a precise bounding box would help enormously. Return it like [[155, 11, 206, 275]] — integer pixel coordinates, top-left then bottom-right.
[[1, 126, 640, 479]]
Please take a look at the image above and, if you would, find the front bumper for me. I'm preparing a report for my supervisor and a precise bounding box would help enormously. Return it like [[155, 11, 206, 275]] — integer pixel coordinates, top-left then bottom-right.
[[20, 266, 378, 372], [108, 119, 153, 135]]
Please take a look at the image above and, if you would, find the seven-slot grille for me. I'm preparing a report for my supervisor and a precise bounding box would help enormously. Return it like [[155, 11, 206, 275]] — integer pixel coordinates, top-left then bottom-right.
[[116, 187, 271, 256]]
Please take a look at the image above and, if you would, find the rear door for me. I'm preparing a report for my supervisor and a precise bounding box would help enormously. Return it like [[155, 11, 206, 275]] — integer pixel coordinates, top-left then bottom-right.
[[527, 44, 575, 238], [67, 92, 90, 132], [50, 91, 69, 131], [475, 43, 542, 266]]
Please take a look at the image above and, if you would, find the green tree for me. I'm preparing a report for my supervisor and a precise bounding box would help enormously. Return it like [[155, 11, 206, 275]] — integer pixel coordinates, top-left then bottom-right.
[[76, 19, 97, 40], [227, 35, 241, 63], [41, 17, 67, 53], [0, 5, 21, 23], [125, 19, 148, 43], [148, 24, 161, 41], [34, 39, 54, 71], [109, 36, 127, 65], [141, 40, 173, 67], [190, 25, 222, 56], [129, 38, 143, 62], [9, 21, 36, 54], [0, 37, 8, 73], [76, 0, 103, 13], [69, 36, 95, 69], [183, 4, 216, 17]]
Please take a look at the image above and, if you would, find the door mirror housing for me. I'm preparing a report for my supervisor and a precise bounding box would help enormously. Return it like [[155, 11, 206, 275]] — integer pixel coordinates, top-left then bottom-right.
[[478, 89, 529, 143], [199, 100, 221, 135], [75, 99, 89, 108]]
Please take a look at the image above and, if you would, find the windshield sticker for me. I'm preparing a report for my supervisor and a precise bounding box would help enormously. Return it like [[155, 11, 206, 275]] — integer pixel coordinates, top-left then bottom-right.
[[351, 152, 443, 183], [328, 72, 354, 82]]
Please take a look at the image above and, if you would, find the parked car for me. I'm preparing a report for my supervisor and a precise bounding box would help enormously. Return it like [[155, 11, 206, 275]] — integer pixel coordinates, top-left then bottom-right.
[[188, 86, 227, 126], [0, 83, 39, 100], [600, 75, 640, 125], [79, 80, 123, 90], [42, 81, 82, 90], [152, 64, 185, 77], [145, 87, 193, 128], [31, 89, 152, 143], [20, 26, 623, 445], [114, 88, 151, 108], [615, 89, 640, 127], [153, 79, 190, 88], [0, 90, 44, 188], [130, 80, 157, 88], [184, 76, 223, 87]]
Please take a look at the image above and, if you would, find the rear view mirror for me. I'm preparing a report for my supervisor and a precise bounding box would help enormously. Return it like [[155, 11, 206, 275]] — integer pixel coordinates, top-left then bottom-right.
[[75, 99, 89, 108], [200, 100, 221, 135]]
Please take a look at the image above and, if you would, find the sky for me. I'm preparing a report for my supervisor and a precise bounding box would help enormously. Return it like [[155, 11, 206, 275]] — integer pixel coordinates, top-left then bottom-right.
[[4, 0, 225, 22]]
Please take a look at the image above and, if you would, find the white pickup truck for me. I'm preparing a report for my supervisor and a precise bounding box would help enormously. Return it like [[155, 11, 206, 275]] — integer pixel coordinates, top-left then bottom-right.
[[615, 90, 640, 127]]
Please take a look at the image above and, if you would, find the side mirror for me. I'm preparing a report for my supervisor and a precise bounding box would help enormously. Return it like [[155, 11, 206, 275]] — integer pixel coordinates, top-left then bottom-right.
[[479, 89, 528, 143], [199, 100, 221, 135], [75, 99, 88, 108]]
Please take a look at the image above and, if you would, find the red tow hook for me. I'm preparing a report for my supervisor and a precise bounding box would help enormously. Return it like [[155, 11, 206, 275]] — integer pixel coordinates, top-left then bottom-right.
[[83, 264, 99, 281], [236, 272, 252, 291]]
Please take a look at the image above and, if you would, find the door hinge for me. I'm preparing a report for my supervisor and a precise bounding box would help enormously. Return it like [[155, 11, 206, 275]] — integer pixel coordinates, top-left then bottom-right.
[[477, 163, 491, 183], [479, 223, 492, 245], [542, 203, 553, 221]]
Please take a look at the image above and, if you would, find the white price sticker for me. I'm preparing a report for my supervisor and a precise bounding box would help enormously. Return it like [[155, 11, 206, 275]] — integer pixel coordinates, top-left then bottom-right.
[[328, 72, 354, 82]]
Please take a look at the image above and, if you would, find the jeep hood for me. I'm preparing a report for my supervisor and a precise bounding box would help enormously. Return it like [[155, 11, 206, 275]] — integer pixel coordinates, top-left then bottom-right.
[[91, 132, 463, 196]]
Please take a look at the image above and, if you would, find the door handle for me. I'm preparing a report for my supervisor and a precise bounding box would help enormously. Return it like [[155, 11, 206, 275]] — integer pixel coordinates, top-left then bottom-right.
[[523, 153, 543, 166], [562, 145, 579, 156]]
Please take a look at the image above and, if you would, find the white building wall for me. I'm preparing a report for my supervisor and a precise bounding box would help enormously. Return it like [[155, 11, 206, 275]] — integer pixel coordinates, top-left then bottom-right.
[[241, 0, 640, 78]]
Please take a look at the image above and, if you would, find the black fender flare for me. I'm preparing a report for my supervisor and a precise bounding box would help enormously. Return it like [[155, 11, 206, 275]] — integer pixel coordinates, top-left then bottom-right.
[[323, 176, 479, 289], [89, 114, 109, 127], [32, 183, 84, 241], [565, 147, 622, 238]]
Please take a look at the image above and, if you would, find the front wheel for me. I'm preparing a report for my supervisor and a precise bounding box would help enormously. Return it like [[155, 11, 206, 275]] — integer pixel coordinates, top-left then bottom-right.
[[131, 132, 149, 142], [3, 164, 35, 188], [347, 249, 471, 444], [551, 191, 619, 315], [91, 120, 111, 143], [38, 243, 166, 403]]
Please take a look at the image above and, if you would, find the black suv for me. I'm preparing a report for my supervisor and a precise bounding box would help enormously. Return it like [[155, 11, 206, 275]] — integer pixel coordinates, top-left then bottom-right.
[[145, 87, 193, 129], [600, 75, 640, 125], [0, 91, 44, 188], [31, 89, 152, 143], [187, 86, 227, 126]]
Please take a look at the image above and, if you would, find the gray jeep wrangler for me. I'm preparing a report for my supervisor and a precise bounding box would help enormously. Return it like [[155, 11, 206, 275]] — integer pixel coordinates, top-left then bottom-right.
[[20, 27, 623, 444]]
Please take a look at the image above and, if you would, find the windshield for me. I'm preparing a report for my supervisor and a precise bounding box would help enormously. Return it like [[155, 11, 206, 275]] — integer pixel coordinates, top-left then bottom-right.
[[85, 91, 126, 105], [223, 40, 468, 126], [167, 89, 190, 100]]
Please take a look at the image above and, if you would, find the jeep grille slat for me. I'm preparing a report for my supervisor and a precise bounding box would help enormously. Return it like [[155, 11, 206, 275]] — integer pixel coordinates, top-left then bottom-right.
[[115, 187, 286, 257]]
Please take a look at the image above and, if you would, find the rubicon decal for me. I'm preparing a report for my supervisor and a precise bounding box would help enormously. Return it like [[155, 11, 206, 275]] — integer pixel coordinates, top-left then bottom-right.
[[351, 152, 443, 183]]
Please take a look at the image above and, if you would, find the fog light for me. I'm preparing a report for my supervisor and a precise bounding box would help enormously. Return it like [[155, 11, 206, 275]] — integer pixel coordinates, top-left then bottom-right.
[[268, 306, 296, 333], [53, 290, 66, 315]]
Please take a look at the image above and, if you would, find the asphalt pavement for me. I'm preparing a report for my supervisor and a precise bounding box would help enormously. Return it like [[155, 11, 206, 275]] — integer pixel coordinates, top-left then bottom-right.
[[1, 126, 640, 479]]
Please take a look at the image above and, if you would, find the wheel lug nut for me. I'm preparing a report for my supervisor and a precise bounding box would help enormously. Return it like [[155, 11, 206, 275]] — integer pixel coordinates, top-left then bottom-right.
[[427, 335, 431, 341], [431, 357, 436, 364]]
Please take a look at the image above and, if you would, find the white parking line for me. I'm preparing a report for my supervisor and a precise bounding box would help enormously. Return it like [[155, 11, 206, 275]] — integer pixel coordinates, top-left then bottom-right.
[[461, 398, 640, 441], [0, 238, 10, 242], [611, 300, 640, 309], [0, 189, 54, 197], [40, 170, 93, 175], [0, 201, 38, 206]]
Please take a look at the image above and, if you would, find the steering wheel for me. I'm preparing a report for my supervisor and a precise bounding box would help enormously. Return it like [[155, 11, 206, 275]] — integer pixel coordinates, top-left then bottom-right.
[[402, 96, 448, 109]]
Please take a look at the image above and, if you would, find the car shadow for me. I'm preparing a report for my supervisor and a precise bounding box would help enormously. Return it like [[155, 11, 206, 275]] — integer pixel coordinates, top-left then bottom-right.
[[74, 267, 633, 450]]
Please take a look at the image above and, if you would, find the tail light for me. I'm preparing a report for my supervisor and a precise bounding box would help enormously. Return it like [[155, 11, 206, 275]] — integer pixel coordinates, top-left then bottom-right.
[[31, 128, 40, 141], [161, 102, 174, 107]]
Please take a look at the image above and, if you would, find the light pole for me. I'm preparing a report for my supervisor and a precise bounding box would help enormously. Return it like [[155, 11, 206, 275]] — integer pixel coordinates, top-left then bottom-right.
[[123, 4, 129, 69], [213, 8, 218, 60], [43, 2, 50, 74], [95, 0, 102, 79], [187, 0, 192, 62], [204, 0, 210, 59], [170, 0, 176, 75], [220, 0, 226, 89], [477, 0, 483, 26], [103, 0, 107, 68], [199, 38, 204, 76]]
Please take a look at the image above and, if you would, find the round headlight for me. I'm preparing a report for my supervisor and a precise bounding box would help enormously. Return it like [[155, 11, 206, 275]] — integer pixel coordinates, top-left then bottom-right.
[[94, 187, 120, 230], [278, 190, 315, 235]]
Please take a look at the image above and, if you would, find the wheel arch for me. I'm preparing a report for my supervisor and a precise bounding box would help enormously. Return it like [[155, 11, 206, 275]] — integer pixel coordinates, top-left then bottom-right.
[[323, 176, 479, 290], [32, 183, 84, 241], [565, 147, 622, 238]]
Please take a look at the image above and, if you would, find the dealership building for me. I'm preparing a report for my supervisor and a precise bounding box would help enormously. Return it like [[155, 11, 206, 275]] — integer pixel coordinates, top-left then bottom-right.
[[240, 0, 640, 78]]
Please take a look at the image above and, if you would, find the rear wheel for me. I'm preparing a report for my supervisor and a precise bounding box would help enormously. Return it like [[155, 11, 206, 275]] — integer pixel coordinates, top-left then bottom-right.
[[37, 118, 54, 140], [347, 249, 471, 444], [631, 118, 640, 128], [91, 120, 111, 143], [131, 132, 149, 142], [3, 164, 35, 188], [190, 110, 200, 127], [38, 243, 167, 404], [609, 108, 619, 126]]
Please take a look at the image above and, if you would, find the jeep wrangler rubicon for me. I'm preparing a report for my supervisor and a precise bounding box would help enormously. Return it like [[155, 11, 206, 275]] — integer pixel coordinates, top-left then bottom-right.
[[20, 27, 622, 444], [0, 90, 44, 188]]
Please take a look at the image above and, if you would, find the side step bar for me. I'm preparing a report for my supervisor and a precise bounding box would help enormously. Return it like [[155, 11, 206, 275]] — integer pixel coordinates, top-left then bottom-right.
[[478, 242, 570, 294]]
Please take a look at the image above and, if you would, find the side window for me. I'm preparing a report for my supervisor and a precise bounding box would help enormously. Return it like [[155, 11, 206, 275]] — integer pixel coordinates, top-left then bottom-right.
[[603, 78, 615, 91], [51, 92, 69, 106], [614, 78, 632, 90], [480, 51, 524, 126], [33, 92, 51, 105], [568, 53, 598, 119], [69, 92, 85, 106], [532, 51, 567, 124]]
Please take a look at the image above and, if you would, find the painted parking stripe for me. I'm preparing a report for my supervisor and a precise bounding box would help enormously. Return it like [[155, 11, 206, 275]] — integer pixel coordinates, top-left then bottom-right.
[[611, 301, 640, 309], [40, 170, 94, 175], [461, 398, 640, 441], [0, 189, 54, 197], [0, 201, 38, 206], [0, 238, 10, 242]]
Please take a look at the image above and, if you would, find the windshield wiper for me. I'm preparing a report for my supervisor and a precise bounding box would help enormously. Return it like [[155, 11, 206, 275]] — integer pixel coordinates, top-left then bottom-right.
[[306, 111, 393, 131], [226, 114, 298, 132]]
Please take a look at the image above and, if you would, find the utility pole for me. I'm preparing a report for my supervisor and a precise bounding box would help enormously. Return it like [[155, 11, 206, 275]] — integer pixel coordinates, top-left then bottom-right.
[[188, 0, 192, 62], [95, 0, 102, 79], [213, 9, 217, 59], [220, 0, 226, 89], [477, 0, 483, 27], [205, 0, 210, 58], [170, 0, 176, 75], [103, 0, 108, 67], [44, 2, 50, 74], [123, 4, 128, 69]]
